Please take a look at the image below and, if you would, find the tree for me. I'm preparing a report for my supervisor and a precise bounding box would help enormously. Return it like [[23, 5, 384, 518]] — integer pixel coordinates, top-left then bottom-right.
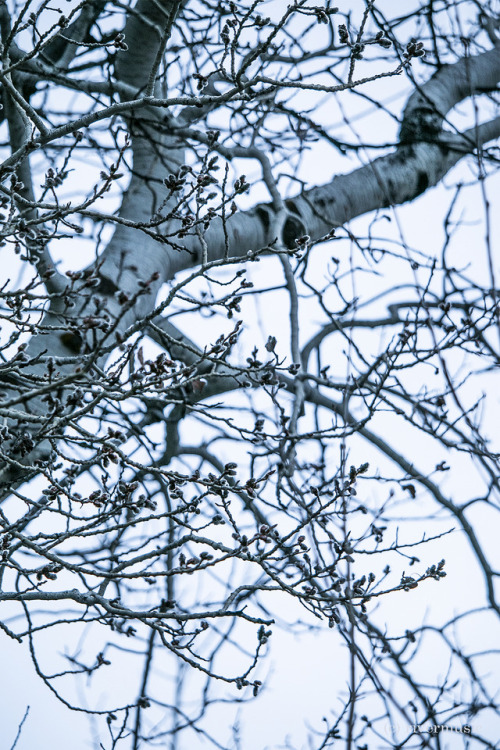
[[0, 0, 499, 747]]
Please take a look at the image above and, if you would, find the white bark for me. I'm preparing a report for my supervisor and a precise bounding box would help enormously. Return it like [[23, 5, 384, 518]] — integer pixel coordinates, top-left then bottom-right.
[[0, 6, 499, 478]]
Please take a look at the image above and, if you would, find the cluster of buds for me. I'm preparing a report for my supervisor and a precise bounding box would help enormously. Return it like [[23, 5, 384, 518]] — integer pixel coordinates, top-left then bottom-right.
[[338, 25, 392, 58], [404, 39, 425, 61]]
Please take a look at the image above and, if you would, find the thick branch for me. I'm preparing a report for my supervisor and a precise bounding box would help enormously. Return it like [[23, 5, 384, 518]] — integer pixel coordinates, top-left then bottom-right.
[[168, 120, 500, 279], [402, 44, 500, 131]]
